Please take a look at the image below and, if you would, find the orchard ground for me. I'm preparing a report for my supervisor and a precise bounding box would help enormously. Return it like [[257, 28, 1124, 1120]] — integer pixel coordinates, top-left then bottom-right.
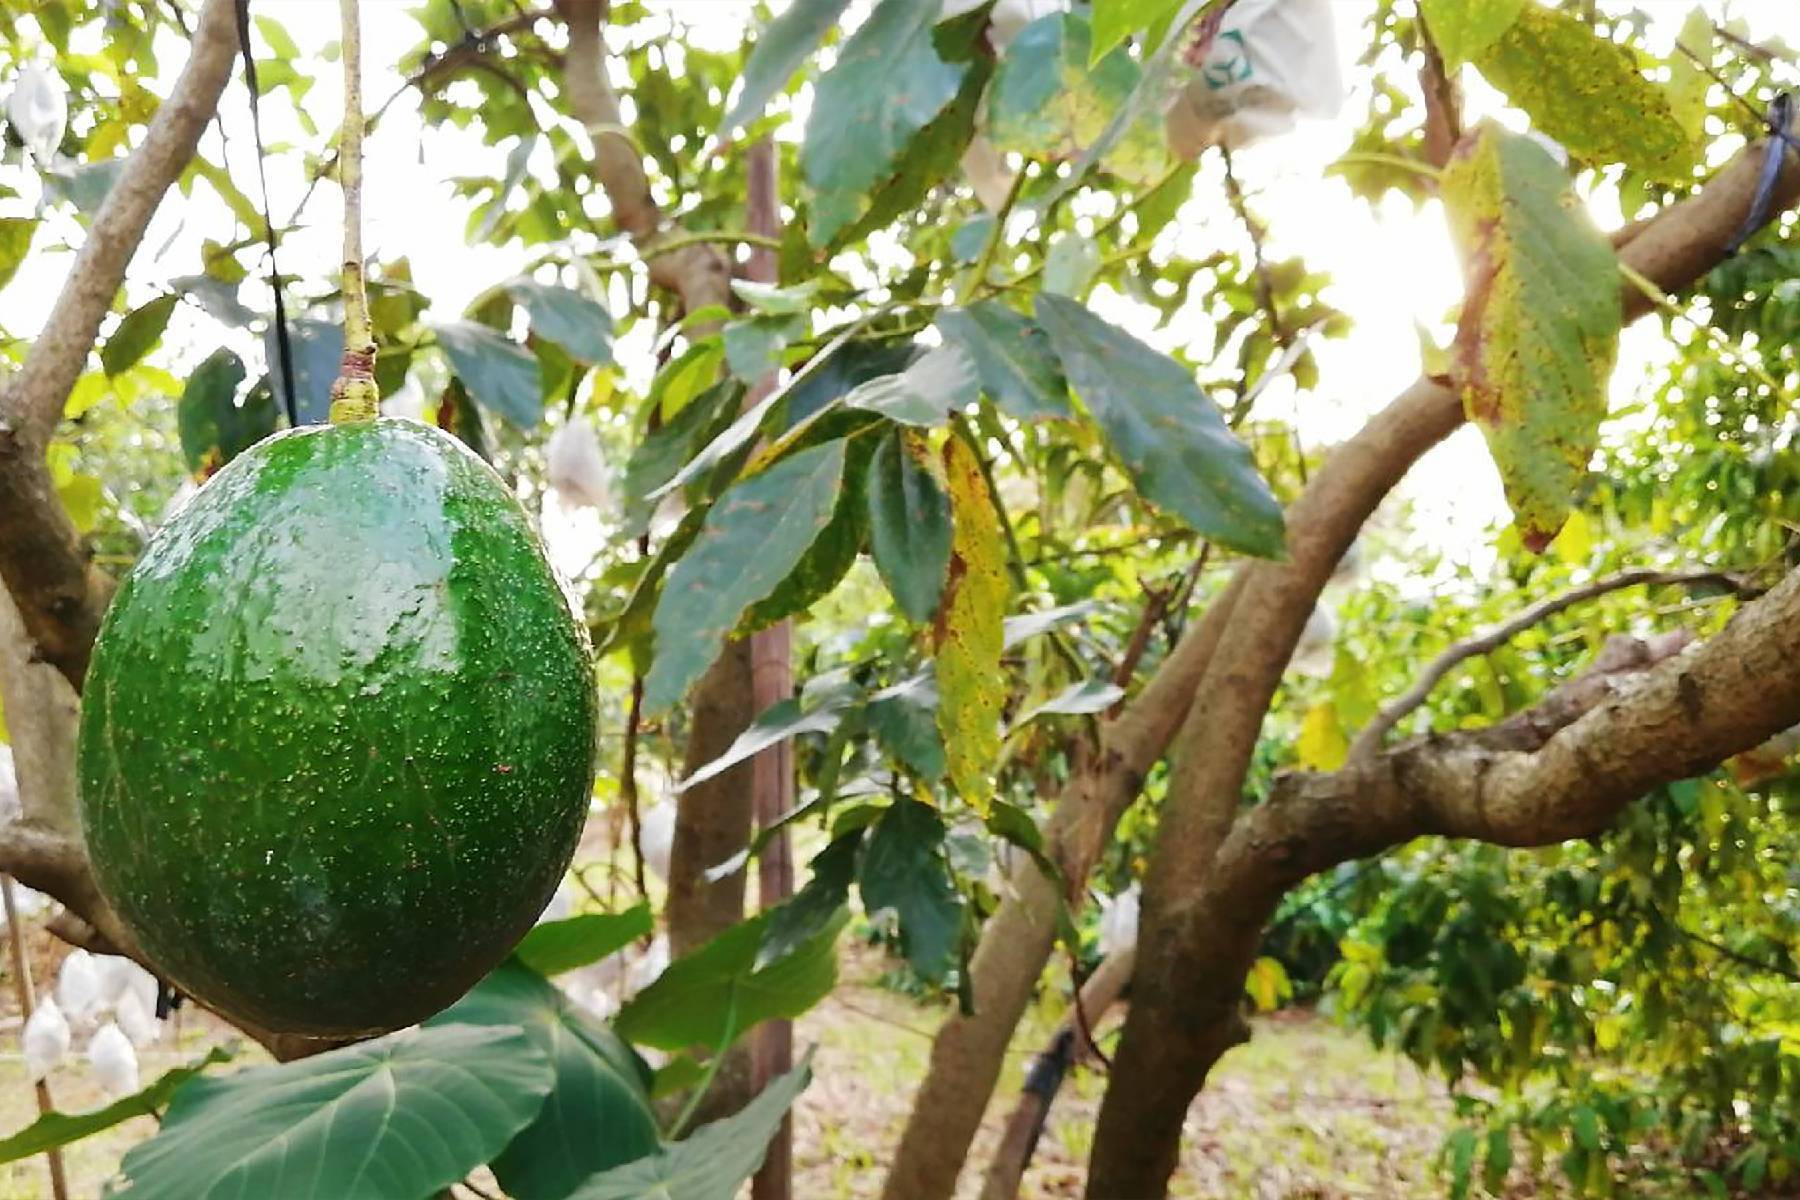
[[0, 915, 1539, 1200]]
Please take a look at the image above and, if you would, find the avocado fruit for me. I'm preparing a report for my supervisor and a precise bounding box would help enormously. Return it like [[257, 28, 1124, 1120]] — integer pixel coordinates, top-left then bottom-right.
[[78, 419, 597, 1036]]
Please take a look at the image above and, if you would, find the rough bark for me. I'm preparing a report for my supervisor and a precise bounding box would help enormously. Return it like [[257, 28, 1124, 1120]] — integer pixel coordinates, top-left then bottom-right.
[[0, 0, 240, 689], [1086, 129, 1800, 1200]]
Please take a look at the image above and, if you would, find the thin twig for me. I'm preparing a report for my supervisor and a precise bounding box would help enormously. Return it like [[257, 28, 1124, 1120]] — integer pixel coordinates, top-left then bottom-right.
[[3, 878, 68, 1200], [1348, 567, 1754, 761], [328, 0, 378, 424]]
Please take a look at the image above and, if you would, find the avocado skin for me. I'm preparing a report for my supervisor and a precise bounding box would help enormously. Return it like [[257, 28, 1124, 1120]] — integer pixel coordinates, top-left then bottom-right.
[[78, 419, 597, 1036]]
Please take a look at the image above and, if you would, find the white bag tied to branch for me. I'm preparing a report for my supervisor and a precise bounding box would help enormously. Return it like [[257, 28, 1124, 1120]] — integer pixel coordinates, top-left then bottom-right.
[[5, 63, 66, 164], [945, 0, 1067, 211], [546, 417, 613, 511], [1166, 0, 1346, 157]]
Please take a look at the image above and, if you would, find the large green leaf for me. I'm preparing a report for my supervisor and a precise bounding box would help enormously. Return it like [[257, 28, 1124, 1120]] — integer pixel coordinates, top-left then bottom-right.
[[802, 0, 971, 247], [1419, 0, 1525, 67], [614, 910, 846, 1053], [436, 320, 544, 427], [101, 294, 178, 377], [567, 1056, 814, 1200], [935, 303, 1071, 422], [1440, 122, 1620, 552], [842, 343, 977, 427], [177, 349, 275, 475], [431, 963, 659, 1200], [508, 279, 614, 365], [1035, 293, 1285, 557], [721, 0, 854, 134], [1473, 3, 1695, 181], [0, 217, 35, 290], [868, 427, 954, 624], [933, 435, 1009, 811], [757, 834, 861, 970], [515, 905, 654, 976], [986, 11, 1166, 184], [112, 1025, 553, 1200], [859, 798, 963, 981], [644, 441, 847, 714], [0, 1047, 233, 1167]]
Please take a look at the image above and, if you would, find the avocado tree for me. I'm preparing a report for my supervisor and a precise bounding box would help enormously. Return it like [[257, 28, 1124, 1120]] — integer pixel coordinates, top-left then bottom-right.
[[0, 0, 1798, 1197]]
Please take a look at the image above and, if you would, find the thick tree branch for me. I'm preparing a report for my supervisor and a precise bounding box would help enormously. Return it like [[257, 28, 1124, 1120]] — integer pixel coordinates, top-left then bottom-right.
[[1348, 567, 1754, 760], [0, 0, 239, 689]]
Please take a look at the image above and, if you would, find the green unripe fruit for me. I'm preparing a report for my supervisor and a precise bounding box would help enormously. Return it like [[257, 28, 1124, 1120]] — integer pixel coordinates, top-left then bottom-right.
[[78, 419, 597, 1037]]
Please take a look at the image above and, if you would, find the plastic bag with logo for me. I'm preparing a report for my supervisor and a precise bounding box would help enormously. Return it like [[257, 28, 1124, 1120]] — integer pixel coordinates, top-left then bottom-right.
[[1165, 0, 1345, 157]]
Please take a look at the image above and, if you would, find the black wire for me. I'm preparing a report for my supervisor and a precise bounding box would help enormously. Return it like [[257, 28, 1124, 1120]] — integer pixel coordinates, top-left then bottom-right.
[[233, 0, 299, 425]]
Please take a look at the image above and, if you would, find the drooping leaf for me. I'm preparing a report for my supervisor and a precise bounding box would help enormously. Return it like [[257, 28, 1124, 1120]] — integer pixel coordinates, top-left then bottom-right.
[[757, 832, 862, 969], [868, 677, 947, 780], [1035, 293, 1285, 557], [842, 343, 977, 427], [430, 963, 659, 1200], [507, 278, 613, 365], [802, 0, 972, 247], [859, 798, 964, 981], [868, 427, 954, 623], [1473, 3, 1696, 181], [101, 294, 179, 377], [514, 904, 654, 976], [0, 217, 35, 290], [0, 1047, 233, 1167], [111, 1025, 553, 1200], [644, 441, 847, 714], [933, 435, 1009, 810], [680, 694, 854, 794], [614, 909, 846, 1053], [567, 1056, 814, 1200], [741, 434, 873, 630], [1440, 122, 1620, 551], [722, 0, 854, 134], [935, 303, 1070, 421], [435, 320, 544, 427], [1419, 0, 1525, 67], [176, 349, 252, 475], [987, 11, 1167, 184], [266, 317, 344, 424]]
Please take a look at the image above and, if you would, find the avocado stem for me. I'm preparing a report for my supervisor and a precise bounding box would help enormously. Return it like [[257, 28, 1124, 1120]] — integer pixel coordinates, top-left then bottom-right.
[[329, 0, 378, 425]]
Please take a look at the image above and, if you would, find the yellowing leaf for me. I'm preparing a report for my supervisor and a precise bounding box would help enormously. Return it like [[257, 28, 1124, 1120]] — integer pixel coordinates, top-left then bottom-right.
[[1420, 0, 1525, 68], [1551, 508, 1592, 564], [1667, 8, 1712, 146], [933, 435, 1008, 811], [1297, 702, 1348, 771], [1594, 1013, 1625, 1051], [1441, 122, 1621, 552], [57, 474, 104, 534], [1245, 957, 1293, 1013]]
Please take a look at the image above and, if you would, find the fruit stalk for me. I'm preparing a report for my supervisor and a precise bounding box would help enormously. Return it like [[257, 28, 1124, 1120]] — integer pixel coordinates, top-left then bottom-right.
[[329, 0, 377, 425]]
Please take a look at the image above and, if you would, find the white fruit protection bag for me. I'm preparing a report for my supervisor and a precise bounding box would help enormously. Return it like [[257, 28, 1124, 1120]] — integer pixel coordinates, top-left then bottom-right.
[[1165, 0, 1346, 157]]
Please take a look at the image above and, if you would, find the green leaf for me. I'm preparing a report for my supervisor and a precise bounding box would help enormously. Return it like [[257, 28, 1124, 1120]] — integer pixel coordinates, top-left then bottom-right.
[[681, 694, 854, 794], [430, 963, 659, 1200], [0, 218, 36, 291], [567, 1055, 814, 1200], [1666, 7, 1712, 146], [267, 318, 344, 424], [779, 339, 916, 430], [46, 159, 125, 214], [1440, 122, 1620, 551], [515, 905, 654, 976], [435, 321, 544, 427], [935, 303, 1070, 422], [933, 435, 1009, 810], [803, 0, 971, 247], [722, 0, 854, 134], [1015, 679, 1123, 724], [177, 349, 259, 474], [1419, 0, 1525, 67], [614, 910, 846, 1053], [508, 279, 614, 365], [1473, 3, 1696, 181], [0, 1047, 233, 1167], [724, 313, 806, 382], [101, 294, 179, 377], [868, 427, 954, 624], [868, 678, 946, 780], [843, 343, 977, 427], [859, 798, 963, 981], [1035, 294, 1285, 556], [644, 441, 847, 714], [112, 1025, 553, 1200], [1089, 0, 1186, 64], [741, 432, 872, 630], [621, 382, 738, 535], [988, 10, 1166, 184], [757, 833, 862, 969], [57, 473, 104, 533]]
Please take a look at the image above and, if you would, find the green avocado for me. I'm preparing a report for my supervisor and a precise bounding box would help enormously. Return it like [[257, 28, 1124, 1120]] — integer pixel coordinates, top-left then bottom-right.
[[78, 419, 597, 1037]]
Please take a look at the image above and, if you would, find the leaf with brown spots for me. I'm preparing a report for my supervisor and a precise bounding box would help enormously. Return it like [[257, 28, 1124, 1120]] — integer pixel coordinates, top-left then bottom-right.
[[1441, 121, 1621, 552], [932, 434, 1009, 811], [1474, 3, 1697, 181]]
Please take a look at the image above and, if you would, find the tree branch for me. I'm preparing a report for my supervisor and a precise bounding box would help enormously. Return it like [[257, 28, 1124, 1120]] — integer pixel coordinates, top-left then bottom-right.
[[0, 0, 240, 689], [1348, 567, 1756, 760]]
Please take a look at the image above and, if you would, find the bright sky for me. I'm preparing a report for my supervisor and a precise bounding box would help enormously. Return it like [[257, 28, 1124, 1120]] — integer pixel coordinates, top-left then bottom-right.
[[2, 0, 1795, 577]]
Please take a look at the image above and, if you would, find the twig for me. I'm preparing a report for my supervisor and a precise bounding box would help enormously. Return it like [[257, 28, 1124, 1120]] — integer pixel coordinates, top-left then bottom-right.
[[328, 0, 378, 425], [641, 229, 783, 261], [1348, 567, 1753, 760], [1618, 260, 1792, 403], [621, 673, 649, 903], [3, 878, 68, 1200]]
